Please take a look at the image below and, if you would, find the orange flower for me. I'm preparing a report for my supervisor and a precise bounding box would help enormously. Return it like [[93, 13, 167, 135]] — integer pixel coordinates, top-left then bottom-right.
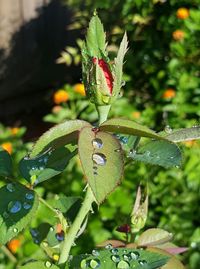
[[74, 83, 86, 96], [11, 127, 19, 135], [56, 223, 63, 233], [162, 88, 176, 99], [131, 111, 141, 119], [176, 8, 189, 19], [1, 142, 13, 154], [52, 105, 62, 114], [53, 90, 69, 104], [7, 239, 21, 253], [172, 30, 185, 41]]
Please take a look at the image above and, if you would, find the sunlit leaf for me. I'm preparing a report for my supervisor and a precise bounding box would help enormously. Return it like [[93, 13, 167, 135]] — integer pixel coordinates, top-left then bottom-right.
[[78, 127, 124, 204]]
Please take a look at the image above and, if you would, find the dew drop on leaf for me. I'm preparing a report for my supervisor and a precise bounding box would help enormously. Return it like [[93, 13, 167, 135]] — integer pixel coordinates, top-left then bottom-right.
[[105, 243, 113, 250], [3, 211, 9, 219], [89, 259, 101, 269], [92, 138, 103, 149], [164, 125, 172, 134], [25, 193, 34, 200], [138, 260, 147, 266], [6, 183, 15, 192], [92, 249, 99, 256], [80, 259, 88, 269], [129, 251, 140, 260], [117, 260, 130, 269], [50, 227, 54, 232], [34, 238, 39, 244], [123, 254, 131, 261], [8, 201, 22, 213], [13, 228, 18, 233], [23, 202, 32, 210], [92, 153, 107, 166], [111, 248, 119, 255], [111, 255, 121, 263], [45, 261, 52, 268], [30, 228, 39, 237]]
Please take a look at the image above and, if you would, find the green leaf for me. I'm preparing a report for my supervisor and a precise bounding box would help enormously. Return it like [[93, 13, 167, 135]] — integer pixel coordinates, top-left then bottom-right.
[[137, 228, 173, 247], [78, 127, 124, 204], [68, 248, 169, 269], [100, 118, 166, 140], [19, 147, 75, 185], [0, 147, 12, 176], [166, 126, 200, 142], [30, 120, 91, 157], [86, 14, 106, 57], [0, 182, 39, 244], [129, 140, 182, 168], [112, 32, 128, 96], [18, 261, 59, 269]]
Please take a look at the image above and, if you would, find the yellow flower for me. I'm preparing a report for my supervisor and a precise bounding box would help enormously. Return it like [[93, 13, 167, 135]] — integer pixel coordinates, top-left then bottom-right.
[[1, 142, 13, 154], [7, 239, 21, 253], [53, 90, 69, 104], [74, 83, 86, 96], [172, 30, 185, 41], [162, 88, 176, 99], [53, 254, 60, 261], [176, 8, 190, 19], [131, 111, 141, 119], [11, 127, 19, 135]]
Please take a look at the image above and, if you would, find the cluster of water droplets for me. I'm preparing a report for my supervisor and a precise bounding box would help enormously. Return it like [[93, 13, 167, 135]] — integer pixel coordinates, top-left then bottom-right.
[[80, 244, 148, 269], [3, 183, 34, 233], [91, 138, 107, 176]]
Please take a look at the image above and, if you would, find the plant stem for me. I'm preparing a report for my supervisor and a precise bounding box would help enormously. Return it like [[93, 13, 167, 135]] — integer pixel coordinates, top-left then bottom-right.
[[96, 105, 111, 125], [1, 245, 17, 263], [58, 187, 95, 265]]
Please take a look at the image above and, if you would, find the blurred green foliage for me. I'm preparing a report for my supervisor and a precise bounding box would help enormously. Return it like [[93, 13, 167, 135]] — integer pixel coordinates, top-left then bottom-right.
[[0, 0, 200, 268]]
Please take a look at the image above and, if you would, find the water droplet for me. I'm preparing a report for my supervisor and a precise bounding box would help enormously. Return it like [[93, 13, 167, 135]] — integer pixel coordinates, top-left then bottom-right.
[[89, 259, 101, 268], [129, 251, 140, 260], [123, 254, 131, 261], [105, 243, 113, 250], [138, 260, 147, 266], [145, 151, 150, 157], [92, 153, 107, 166], [34, 238, 39, 244], [6, 183, 15, 192], [23, 202, 32, 210], [102, 95, 111, 104], [111, 255, 120, 263], [43, 242, 48, 247], [13, 228, 18, 233], [92, 138, 103, 149], [56, 231, 64, 241], [117, 260, 130, 269], [8, 201, 22, 213], [50, 227, 54, 232], [3, 211, 9, 219], [92, 249, 99, 256], [114, 149, 121, 153], [45, 261, 52, 268], [111, 248, 118, 255], [93, 166, 98, 170], [129, 150, 136, 157], [80, 259, 89, 268], [164, 125, 172, 134], [25, 193, 34, 200], [30, 228, 39, 237], [120, 136, 128, 144], [39, 166, 44, 170]]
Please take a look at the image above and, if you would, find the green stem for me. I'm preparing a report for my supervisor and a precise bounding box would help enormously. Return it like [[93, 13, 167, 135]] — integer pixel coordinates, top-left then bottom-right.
[[1, 245, 17, 263], [96, 105, 111, 125], [58, 187, 95, 265]]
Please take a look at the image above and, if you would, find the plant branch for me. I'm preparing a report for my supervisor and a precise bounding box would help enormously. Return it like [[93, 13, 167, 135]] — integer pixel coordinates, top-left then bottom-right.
[[58, 187, 95, 265], [1, 245, 17, 263]]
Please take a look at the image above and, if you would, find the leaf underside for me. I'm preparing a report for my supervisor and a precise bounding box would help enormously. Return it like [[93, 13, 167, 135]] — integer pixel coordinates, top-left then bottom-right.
[[0, 182, 39, 244], [78, 127, 124, 204], [30, 120, 91, 157]]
